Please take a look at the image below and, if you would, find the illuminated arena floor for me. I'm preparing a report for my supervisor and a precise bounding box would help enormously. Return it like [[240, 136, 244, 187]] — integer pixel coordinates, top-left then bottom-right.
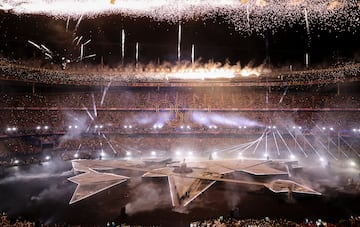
[[0, 156, 360, 227]]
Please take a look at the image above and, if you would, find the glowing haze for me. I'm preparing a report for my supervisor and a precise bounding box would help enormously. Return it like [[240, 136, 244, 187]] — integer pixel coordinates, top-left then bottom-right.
[[2, 0, 360, 33]]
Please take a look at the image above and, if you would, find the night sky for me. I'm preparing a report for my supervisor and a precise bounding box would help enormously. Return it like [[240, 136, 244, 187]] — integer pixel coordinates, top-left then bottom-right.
[[0, 11, 360, 67]]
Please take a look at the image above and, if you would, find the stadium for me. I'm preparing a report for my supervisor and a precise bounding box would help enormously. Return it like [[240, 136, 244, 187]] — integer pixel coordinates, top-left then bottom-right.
[[0, 1, 360, 226]]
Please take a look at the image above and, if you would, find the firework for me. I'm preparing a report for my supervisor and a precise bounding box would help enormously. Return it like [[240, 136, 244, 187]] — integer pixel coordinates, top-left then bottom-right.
[[3, 0, 359, 34]]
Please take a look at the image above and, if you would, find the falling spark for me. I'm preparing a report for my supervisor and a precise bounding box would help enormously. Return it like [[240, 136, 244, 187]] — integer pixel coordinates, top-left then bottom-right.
[[28, 40, 41, 50], [76, 36, 83, 46], [80, 44, 84, 61], [135, 42, 139, 65], [278, 87, 288, 104], [177, 22, 181, 62], [304, 8, 310, 36], [65, 16, 70, 32], [246, 3, 250, 28], [121, 29, 125, 63], [305, 52, 309, 68], [191, 44, 195, 64], [265, 88, 268, 105], [101, 80, 112, 106], [83, 39, 91, 46], [40, 44, 52, 54], [44, 53, 52, 59], [83, 54, 96, 59], [74, 14, 83, 34]]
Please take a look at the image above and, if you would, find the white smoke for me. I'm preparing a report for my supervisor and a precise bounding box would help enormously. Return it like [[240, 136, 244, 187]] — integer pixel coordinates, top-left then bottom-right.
[[125, 178, 169, 215], [0, 170, 73, 184], [60, 112, 89, 142], [30, 182, 72, 202], [191, 112, 262, 127]]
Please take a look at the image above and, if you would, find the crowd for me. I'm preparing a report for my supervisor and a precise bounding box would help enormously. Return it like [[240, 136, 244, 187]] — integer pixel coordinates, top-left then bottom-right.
[[2, 212, 360, 227], [190, 216, 360, 227], [0, 109, 359, 139], [1, 130, 359, 167], [1, 85, 360, 110], [0, 57, 360, 86], [1, 58, 360, 166], [1, 85, 360, 131]]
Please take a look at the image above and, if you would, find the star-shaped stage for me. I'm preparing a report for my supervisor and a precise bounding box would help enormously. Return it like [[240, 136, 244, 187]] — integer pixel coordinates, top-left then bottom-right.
[[68, 158, 321, 208]]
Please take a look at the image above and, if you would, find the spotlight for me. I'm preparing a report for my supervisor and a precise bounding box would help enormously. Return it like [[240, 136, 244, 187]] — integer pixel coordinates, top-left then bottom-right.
[[14, 160, 19, 164], [187, 125, 191, 129], [319, 157, 325, 162], [151, 151, 156, 156], [329, 127, 334, 131], [124, 125, 128, 129], [322, 127, 326, 131], [290, 154, 296, 160], [100, 151, 106, 157], [126, 151, 131, 156], [153, 124, 163, 129], [44, 126, 49, 130], [36, 126, 41, 130], [68, 125, 72, 129], [349, 160, 356, 167], [74, 153, 79, 158], [45, 156, 51, 161], [212, 152, 218, 158]]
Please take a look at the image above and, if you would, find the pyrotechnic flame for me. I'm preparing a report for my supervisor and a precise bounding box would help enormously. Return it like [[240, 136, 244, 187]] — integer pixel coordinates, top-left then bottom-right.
[[327, 1, 342, 10], [288, 0, 304, 6], [255, 0, 267, 7], [166, 68, 235, 80], [161, 63, 266, 80], [238, 66, 262, 77]]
